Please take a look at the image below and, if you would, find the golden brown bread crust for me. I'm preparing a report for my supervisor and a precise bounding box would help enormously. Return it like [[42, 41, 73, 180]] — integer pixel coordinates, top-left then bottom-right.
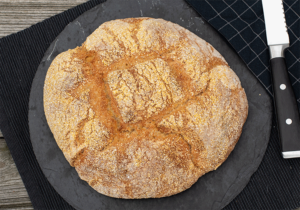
[[43, 18, 248, 198]]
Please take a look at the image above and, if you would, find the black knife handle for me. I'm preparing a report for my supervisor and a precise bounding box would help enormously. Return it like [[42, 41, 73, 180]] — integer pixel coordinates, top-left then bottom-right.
[[271, 57, 300, 153]]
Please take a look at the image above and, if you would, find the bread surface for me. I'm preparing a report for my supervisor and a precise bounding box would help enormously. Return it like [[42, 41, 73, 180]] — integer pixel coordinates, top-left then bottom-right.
[[44, 17, 248, 198]]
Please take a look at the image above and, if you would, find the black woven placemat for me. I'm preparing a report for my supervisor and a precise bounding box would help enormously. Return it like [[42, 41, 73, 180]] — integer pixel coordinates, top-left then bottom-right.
[[0, 1, 106, 209], [0, 0, 299, 209]]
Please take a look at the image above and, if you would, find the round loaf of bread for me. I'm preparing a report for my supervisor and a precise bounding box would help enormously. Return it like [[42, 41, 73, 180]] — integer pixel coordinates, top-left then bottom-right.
[[44, 18, 248, 199]]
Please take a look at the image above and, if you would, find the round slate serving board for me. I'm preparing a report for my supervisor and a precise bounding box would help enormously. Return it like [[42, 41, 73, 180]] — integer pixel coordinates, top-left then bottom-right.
[[28, 0, 272, 209]]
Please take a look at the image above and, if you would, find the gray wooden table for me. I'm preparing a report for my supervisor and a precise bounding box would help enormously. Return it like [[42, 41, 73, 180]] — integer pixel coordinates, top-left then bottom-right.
[[0, 1, 87, 209]]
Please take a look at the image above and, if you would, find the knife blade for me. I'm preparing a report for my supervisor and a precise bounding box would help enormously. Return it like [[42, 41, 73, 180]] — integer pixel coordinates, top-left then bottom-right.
[[262, 0, 300, 159]]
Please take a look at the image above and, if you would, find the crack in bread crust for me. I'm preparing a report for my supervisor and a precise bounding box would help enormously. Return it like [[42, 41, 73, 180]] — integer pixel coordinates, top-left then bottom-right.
[[44, 18, 248, 199]]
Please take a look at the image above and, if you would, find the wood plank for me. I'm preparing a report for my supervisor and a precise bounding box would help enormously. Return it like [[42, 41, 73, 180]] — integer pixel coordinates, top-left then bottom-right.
[[0, 0, 86, 3], [0, 0, 88, 38], [0, 138, 33, 209], [2, 208, 33, 210]]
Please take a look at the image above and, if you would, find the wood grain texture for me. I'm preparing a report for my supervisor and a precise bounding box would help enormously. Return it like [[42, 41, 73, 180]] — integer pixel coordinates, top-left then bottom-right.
[[0, 0, 88, 38], [0, 1, 88, 208], [0, 139, 33, 209]]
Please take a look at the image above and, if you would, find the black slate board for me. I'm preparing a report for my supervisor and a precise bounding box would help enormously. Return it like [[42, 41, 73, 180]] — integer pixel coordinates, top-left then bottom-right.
[[28, 0, 272, 209]]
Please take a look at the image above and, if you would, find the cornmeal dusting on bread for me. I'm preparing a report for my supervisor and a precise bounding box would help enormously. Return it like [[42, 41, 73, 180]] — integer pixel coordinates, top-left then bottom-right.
[[107, 58, 184, 123], [44, 18, 248, 199]]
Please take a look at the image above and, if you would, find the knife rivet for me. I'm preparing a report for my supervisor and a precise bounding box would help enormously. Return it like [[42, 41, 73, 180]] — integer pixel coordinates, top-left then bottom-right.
[[280, 84, 286, 90], [286, 118, 292, 125]]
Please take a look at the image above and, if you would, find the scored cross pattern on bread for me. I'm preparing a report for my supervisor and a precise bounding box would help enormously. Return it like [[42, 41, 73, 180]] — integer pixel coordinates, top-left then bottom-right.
[[44, 18, 248, 199]]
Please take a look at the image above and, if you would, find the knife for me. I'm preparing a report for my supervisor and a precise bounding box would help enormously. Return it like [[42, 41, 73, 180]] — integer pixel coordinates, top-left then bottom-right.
[[262, 0, 300, 159]]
